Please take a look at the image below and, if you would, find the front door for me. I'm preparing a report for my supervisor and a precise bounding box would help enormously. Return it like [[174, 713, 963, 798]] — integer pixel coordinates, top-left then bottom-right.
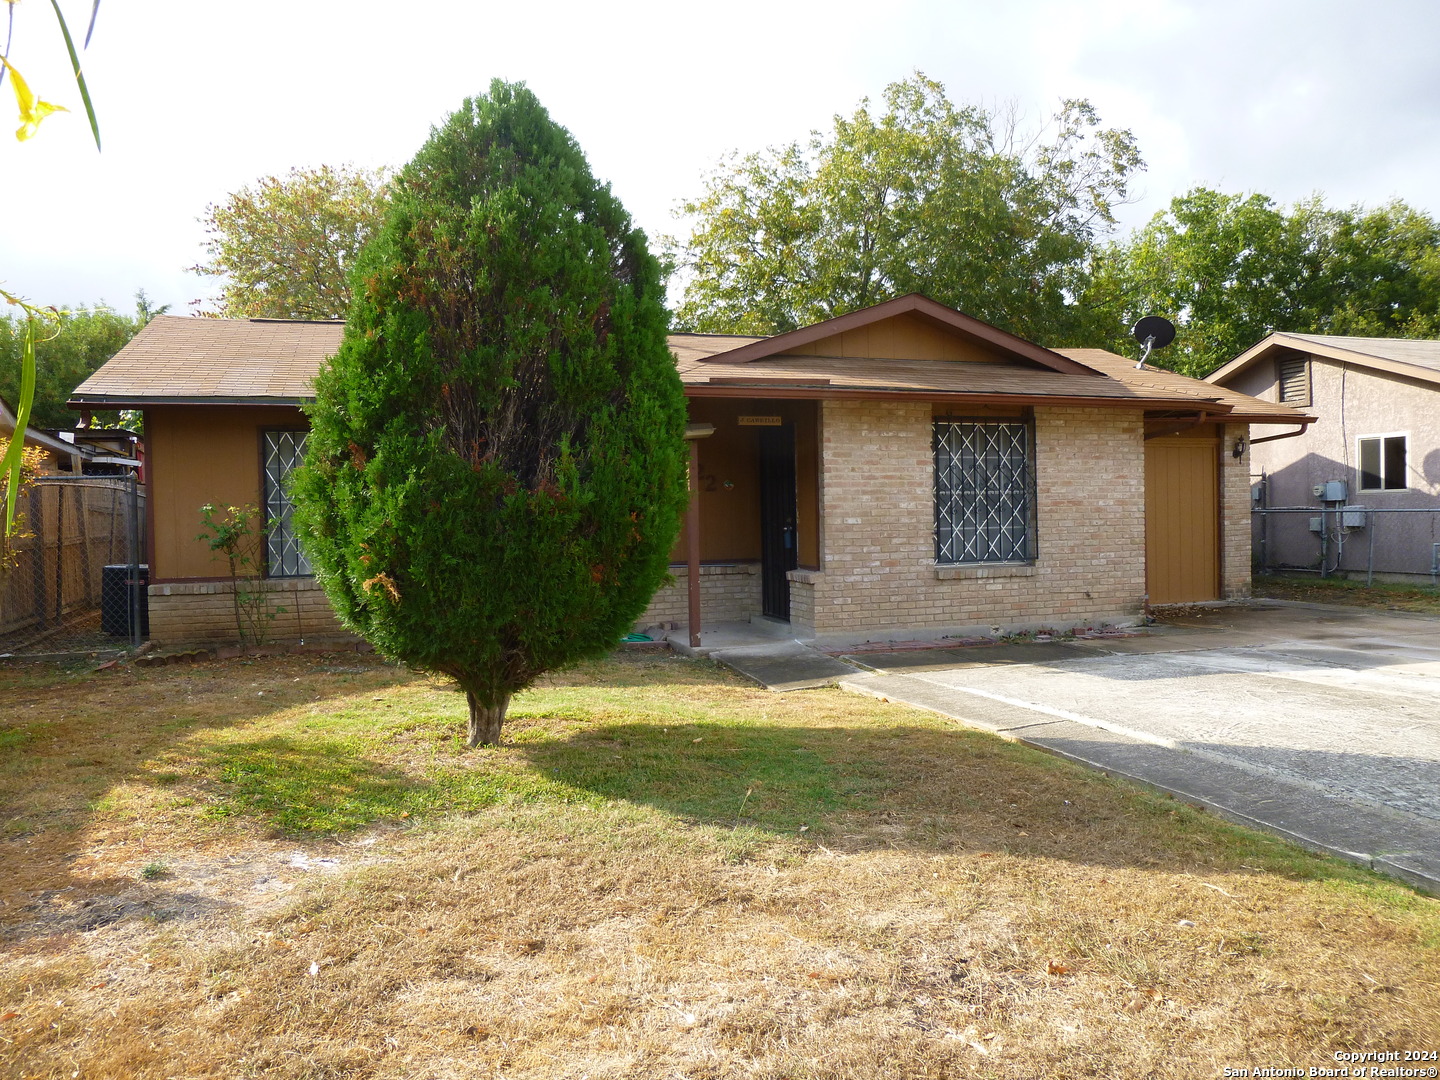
[[1145, 432, 1220, 604], [758, 424, 798, 620]]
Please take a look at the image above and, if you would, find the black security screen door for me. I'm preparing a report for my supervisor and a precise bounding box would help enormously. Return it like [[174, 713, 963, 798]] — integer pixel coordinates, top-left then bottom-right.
[[758, 424, 798, 620]]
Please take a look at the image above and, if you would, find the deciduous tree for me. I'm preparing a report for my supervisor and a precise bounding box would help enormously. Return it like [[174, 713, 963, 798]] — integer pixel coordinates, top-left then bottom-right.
[[191, 164, 388, 320], [294, 82, 688, 747], [0, 298, 142, 428], [667, 74, 1143, 344], [1086, 189, 1440, 376]]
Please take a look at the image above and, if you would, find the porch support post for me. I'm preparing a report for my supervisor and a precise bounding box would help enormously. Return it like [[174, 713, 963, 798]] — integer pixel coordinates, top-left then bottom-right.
[[683, 422, 715, 650]]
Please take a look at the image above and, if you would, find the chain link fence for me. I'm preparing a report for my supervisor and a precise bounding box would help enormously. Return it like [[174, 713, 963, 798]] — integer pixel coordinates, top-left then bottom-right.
[[1253, 506, 1440, 585], [0, 475, 147, 657]]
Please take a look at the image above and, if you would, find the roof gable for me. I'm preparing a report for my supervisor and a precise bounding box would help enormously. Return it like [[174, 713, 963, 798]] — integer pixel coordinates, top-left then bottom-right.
[[698, 294, 1099, 375], [1208, 332, 1440, 390]]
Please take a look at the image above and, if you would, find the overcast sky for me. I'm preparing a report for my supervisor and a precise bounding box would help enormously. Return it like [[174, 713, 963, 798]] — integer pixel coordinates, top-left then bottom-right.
[[3, 0, 1438, 316]]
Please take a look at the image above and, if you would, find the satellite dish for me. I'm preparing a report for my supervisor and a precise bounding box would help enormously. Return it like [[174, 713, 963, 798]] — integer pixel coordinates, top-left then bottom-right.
[[1132, 316, 1175, 349], [1131, 315, 1175, 368]]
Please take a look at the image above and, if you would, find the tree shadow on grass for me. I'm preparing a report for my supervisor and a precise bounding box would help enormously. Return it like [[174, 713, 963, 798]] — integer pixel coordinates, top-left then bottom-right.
[[516, 715, 1411, 893]]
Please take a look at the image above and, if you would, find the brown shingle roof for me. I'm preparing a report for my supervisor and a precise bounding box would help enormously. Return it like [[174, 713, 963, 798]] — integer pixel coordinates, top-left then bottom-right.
[[70, 313, 1304, 423], [70, 316, 344, 406], [1056, 349, 1315, 423]]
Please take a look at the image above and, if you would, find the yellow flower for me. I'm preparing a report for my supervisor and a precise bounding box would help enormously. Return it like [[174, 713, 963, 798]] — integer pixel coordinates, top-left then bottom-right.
[[1, 56, 68, 141]]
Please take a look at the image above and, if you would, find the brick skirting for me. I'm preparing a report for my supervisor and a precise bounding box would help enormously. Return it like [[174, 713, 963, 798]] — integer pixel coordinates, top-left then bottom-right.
[[148, 577, 353, 647]]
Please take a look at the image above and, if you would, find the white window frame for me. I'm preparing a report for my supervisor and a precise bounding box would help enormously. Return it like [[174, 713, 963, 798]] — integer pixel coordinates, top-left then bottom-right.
[[1356, 431, 1409, 493]]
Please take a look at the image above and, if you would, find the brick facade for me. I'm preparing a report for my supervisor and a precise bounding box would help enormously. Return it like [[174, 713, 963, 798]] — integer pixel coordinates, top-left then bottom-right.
[[792, 400, 1149, 637], [148, 577, 352, 646], [1220, 423, 1253, 599]]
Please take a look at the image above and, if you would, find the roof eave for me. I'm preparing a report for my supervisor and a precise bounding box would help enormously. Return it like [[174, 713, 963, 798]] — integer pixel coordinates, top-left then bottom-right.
[[69, 395, 313, 409], [685, 382, 1233, 411]]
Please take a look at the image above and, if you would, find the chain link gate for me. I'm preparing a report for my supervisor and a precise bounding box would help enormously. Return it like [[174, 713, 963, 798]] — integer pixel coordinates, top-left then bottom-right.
[[0, 474, 147, 657]]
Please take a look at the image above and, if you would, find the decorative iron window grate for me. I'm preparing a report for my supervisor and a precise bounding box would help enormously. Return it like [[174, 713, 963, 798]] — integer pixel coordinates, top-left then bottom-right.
[[934, 418, 1036, 564], [263, 431, 312, 577]]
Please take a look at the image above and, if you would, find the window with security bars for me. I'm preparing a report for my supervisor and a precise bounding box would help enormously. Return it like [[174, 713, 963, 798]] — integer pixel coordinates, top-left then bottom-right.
[[934, 418, 1036, 564], [263, 431, 312, 577]]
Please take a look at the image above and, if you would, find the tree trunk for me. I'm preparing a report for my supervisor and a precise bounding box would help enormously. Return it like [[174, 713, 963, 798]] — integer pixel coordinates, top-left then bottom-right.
[[466, 690, 511, 747]]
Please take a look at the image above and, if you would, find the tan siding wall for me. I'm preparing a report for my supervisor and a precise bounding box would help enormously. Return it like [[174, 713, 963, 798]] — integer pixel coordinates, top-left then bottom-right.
[[148, 577, 352, 646], [784, 312, 1003, 362], [147, 405, 308, 580], [798, 400, 1149, 636], [1144, 433, 1220, 604]]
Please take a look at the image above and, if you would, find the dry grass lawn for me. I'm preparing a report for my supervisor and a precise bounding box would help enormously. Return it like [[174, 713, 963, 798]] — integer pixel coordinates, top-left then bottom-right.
[[1, 650, 1437, 1079]]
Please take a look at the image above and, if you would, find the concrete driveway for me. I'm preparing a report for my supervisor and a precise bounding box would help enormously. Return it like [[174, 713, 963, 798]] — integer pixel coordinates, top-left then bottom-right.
[[834, 602, 1440, 893]]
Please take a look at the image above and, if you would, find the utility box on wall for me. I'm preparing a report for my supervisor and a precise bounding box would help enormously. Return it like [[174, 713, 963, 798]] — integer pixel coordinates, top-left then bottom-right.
[[1323, 481, 1348, 503], [1341, 505, 1368, 528]]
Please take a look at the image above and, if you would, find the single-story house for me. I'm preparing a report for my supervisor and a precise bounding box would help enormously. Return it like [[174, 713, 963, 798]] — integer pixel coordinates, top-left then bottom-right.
[[1206, 333, 1440, 582], [70, 295, 1310, 647]]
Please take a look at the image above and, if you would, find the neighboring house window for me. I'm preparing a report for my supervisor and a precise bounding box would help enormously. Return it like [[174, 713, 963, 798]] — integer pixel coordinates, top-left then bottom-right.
[[934, 416, 1036, 564], [1358, 434, 1408, 492], [1277, 357, 1310, 407], [263, 430, 312, 576]]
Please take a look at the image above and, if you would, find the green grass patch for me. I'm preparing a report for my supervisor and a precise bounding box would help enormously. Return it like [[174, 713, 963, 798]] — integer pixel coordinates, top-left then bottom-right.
[[1255, 572, 1440, 614]]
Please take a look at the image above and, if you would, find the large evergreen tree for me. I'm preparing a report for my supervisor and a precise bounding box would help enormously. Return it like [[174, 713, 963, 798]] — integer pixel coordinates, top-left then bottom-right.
[[294, 81, 688, 746]]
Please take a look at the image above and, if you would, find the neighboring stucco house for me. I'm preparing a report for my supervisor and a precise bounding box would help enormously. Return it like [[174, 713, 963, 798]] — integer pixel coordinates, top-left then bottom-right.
[[1207, 333, 1440, 582], [70, 296, 1308, 647]]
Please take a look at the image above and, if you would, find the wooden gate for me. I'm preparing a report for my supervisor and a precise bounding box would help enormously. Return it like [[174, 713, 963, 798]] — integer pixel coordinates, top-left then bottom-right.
[[1145, 432, 1219, 604]]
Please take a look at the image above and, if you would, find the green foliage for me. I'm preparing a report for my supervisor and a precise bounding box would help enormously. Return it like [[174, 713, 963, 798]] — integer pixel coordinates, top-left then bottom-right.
[[1086, 189, 1440, 376], [190, 164, 389, 319], [0, 439, 43, 575], [667, 73, 1143, 343], [293, 81, 689, 745], [0, 301, 141, 429], [196, 502, 286, 647]]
